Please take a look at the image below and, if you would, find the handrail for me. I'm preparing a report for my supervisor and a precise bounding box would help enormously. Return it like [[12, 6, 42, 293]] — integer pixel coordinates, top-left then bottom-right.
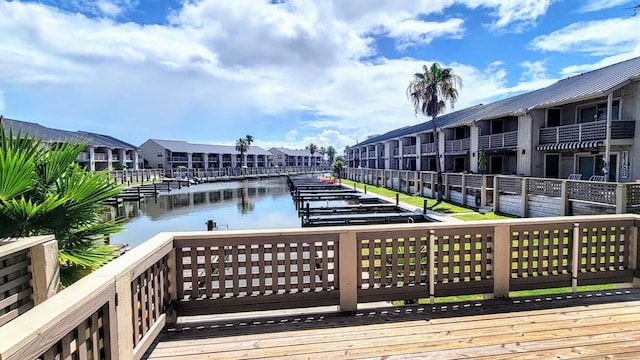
[[1, 215, 638, 359]]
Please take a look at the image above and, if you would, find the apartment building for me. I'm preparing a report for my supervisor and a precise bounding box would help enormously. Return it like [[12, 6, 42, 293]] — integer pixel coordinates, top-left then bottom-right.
[[268, 147, 323, 167]]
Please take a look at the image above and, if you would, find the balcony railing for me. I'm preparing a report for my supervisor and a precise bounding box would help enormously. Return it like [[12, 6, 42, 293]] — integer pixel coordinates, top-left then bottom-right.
[[403, 145, 417, 155], [421, 143, 437, 154], [478, 131, 518, 149], [539, 120, 635, 144], [444, 138, 471, 152], [94, 153, 108, 161], [170, 156, 188, 162], [2, 215, 639, 359], [393, 148, 399, 156], [75, 152, 90, 162]]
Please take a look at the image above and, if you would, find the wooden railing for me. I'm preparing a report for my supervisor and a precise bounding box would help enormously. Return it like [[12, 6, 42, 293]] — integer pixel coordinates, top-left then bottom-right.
[[109, 169, 164, 185], [538, 120, 635, 144], [444, 138, 471, 152], [1, 215, 640, 359], [478, 131, 518, 150], [347, 168, 640, 216], [0, 236, 57, 327]]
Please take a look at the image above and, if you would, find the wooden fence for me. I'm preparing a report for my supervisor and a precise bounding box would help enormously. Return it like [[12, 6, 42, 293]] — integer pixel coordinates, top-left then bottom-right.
[[347, 168, 640, 217], [1, 215, 639, 359], [0, 236, 58, 327]]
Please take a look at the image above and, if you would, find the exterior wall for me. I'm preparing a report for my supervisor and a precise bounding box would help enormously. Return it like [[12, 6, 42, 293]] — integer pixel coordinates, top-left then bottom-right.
[[470, 125, 479, 172], [518, 113, 533, 176], [630, 81, 640, 181], [139, 140, 169, 169], [529, 109, 545, 178]]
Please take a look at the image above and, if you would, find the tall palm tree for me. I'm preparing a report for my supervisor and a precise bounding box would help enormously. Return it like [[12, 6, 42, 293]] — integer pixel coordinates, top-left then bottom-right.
[[235, 135, 253, 168], [407, 62, 462, 202], [319, 147, 327, 165], [307, 143, 318, 167], [326, 146, 336, 165], [0, 121, 123, 286]]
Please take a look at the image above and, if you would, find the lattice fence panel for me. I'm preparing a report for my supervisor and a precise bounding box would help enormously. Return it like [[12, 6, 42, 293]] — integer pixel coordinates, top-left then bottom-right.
[[131, 255, 169, 347], [579, 222, 629, 273], [528, 179, 562, 197], [358, 231, 428, 290], [433, 227, 493, 283], [0, 249, 33, 327], [510, 224, 572, 279], [177, 236, 337, 301], [37, 304, 111, 360], [626, 184, 640, 206], [497, 177, 522, 195], [568, 181, 616, 204]]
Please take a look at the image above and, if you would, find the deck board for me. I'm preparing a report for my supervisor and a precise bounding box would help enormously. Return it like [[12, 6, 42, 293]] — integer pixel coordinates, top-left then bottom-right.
[[144, 290, 640, 359]]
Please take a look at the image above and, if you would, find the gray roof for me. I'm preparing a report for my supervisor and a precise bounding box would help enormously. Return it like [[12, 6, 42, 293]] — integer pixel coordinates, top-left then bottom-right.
[[148, 139, 272, 155], [268, 147, 322, 157], [2, 118, 137, 149], [354, 56, 640, 147]]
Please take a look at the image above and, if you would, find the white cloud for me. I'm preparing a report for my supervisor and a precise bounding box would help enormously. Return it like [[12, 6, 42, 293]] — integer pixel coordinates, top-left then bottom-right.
[[578, 0, 633, 13], [0, 90, 5, 114], [0, 0, 575, 154], [530, 17, 640, 56], [463, 0, 555, 31]]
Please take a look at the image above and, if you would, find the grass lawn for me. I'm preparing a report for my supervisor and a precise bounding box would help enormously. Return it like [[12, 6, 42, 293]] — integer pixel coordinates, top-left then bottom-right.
[[340, 179, 510, 218]]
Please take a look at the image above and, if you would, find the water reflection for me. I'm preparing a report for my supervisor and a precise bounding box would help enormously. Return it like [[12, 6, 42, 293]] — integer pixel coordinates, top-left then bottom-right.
[[108, 178, 301, 248]]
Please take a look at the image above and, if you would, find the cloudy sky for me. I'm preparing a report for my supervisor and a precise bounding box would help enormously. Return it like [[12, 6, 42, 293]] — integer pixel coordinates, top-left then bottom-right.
[[1, 0, 639, 153]]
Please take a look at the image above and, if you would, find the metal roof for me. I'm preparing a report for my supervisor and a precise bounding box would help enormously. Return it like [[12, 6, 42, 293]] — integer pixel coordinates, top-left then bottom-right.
[[353, 56, 640, 147], [268, 147, 322, 157], [148, 139, 272, 155], [2, 118, 136, 149]]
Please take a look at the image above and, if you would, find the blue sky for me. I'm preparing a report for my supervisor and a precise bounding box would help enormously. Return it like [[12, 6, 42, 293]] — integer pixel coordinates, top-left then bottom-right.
[[1, 0, 639, 153]]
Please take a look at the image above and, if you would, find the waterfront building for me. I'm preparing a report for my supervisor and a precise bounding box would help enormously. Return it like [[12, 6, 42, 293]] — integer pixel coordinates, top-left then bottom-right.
[[348, 56, 640, 182], [1, 117, 139, 171], [268, 147, 323, 167], [139, 138, 273, 170]]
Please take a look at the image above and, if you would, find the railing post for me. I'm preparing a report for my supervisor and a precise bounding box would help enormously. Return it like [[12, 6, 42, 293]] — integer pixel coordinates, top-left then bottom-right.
[[560, 180, 569, 216], [481, 175, 488, 207], [167, 248, 178, 324], [493, 224, 511, 298], [428, 229, 436, 304], [444, 173, 450, 201], [616, 183, 627, 214], [493, 176, 500, 214], [572, 223, 580, 293], [30, 239, 60, 305], [461, 174, 467, 207], [115, 272, 135, 360], [521, 178, 528, 218], [338, 231, 358, 312]]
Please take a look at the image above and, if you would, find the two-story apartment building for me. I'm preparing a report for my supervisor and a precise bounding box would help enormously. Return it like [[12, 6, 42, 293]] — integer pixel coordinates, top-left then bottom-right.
[[1, 118, 139, 171], [348, 56, 640, 182], [268, 147, 323, 167], [139, 139, 273, 170]]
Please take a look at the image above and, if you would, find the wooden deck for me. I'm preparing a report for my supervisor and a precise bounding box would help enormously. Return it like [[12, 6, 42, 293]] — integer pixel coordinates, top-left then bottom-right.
[[144, 289, 640, 359]]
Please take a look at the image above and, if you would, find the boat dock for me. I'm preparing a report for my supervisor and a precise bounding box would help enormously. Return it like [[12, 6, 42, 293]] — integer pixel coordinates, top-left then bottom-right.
[[288, 175, 431, 227]]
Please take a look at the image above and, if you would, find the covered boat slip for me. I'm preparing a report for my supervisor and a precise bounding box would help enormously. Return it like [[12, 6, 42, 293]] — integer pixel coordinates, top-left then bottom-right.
[[145, 290, 640, 359]]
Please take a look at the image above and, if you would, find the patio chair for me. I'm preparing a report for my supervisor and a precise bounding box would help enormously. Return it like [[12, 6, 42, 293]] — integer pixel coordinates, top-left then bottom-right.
[[567, 173, 582, 180], [588, 175, 606, 182]]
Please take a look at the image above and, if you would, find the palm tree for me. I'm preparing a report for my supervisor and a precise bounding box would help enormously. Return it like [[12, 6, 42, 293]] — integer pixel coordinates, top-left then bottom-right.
[[0, 120, 123, 286], [235, 135, 253, 169], [307, 143, 318, 168], [319, 147, 327, 165], [326, 146, 336, 165], [407, 62, 462, 202]]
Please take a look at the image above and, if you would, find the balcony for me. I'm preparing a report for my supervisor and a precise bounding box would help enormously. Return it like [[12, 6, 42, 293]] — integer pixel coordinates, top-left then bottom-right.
[[75, 152, 90, 162], [393, 148, 399, 156], [402, 145, 416, 155], [421, 143, 437, 154], [539, 120, 635, 144], [444, 138, 471, 153], [368, 151, 375, 157], [170, 156, 188, 162], [478, 130, 518, 149], [94, 153, 108, 161]]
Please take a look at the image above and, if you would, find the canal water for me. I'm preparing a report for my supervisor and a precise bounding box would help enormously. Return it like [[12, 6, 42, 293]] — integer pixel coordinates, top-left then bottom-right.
[[108, 177, 303, 248]]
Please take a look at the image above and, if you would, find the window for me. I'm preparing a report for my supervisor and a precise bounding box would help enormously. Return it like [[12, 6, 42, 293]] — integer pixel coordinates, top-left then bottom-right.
[[547, 109, 561, 127], [157, 152, 163, 157], [579, 100, 619, 123], [157, 164, 163, 169]]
